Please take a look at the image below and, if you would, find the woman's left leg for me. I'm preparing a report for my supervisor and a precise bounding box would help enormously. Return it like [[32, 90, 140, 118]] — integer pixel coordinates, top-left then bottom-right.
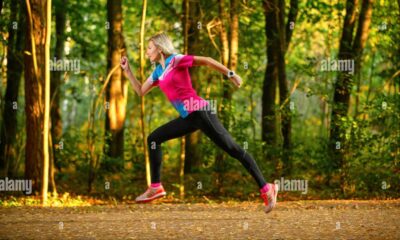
[[196, 109, 267, 189]]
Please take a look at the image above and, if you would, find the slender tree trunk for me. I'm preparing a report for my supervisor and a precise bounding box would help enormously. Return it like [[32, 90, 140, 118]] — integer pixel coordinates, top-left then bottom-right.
[[51, 0, 67, 170], [179, 135, 185, 199], [0, 0, 25, 178], [48, 130, 57, 194], [183, 0, 203, 173], [354, 0, 373, 117], [218, 0, 229, 68], [139, 0, 150, 186], [179, 0, 190, 199], [285, 0, 298, 52], [277, 0, 293, 176], [214, 0, 229, 193], [214, 0, 239, 193], [41, 0, 52, 205], [105, 0, 127, 164], [353, 0, 374, 76], [228, 0, 239, 74]]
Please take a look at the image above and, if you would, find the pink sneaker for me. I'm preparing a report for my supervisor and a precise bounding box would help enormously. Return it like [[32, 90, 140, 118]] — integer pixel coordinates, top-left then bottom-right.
[[260, 183, 279, 213], [135, 185, 166, 203]]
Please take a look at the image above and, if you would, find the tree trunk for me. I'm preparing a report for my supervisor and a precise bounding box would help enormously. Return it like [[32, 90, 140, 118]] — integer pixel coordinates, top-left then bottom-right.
[[285, 0, 299, 51], [263, 0, 298, 176], [214, 0, 239, 193], [329, 0, 358, 192], [0, 0, 25, 178], [179, 0, 190, 199], [24, 0, 47, 193], [105, 0, 127, 163], [277, 0, 292, 176], [183, 0, 203, 173], [262, 0, 278, 147], [51, 0, 67, 170], [353, 0, 373, 117], [139, 0, 150, 186], [330, 0, 374, 194], [42, 0, 52, 204], [353, 0, 374, 76]]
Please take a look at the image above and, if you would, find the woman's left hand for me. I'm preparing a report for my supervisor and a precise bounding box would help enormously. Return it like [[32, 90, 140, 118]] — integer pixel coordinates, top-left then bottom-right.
[[231, 75, 243, 88]]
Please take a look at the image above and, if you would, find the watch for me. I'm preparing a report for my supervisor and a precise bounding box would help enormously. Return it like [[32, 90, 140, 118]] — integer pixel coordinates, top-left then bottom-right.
[[227, 70, 235, 78]]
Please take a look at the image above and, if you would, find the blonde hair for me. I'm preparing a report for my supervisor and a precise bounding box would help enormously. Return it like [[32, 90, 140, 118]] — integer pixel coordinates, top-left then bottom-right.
[[149, 32, 177, 55]]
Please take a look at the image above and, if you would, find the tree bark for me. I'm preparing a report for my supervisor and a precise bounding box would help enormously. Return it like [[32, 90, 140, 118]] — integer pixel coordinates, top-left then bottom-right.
[[214, 0, 239, 193], [262, 0, 298, 176], [329, 0, 358, 192], [139, 0, 150, 186], [42, 0, 52, 204], [330, 0, 374, 194], [285, 0, 299, 51], [183, 0, 203, 173], [0, 0, 25, 178], [51, 0, 67, 170], [105, 0, 127, 162], [276, 0, 292, 176], [179, 0, 190, 199], [353, 0, 373, 117], [353, 0, 374, 74], [24, 0, 47, 193], [262, 0, 278, 146]]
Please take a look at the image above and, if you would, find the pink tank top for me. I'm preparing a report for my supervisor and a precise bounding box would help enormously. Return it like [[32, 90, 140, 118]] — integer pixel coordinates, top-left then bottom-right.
[[146, 54, 209, 118]]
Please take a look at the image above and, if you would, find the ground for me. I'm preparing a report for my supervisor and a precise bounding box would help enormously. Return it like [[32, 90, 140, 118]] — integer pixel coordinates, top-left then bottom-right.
[[0, 200, 399, 239]]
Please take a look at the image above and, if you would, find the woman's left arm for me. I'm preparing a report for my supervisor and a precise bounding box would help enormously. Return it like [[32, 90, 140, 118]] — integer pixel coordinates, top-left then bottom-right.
[[193, 56, 243, 88]]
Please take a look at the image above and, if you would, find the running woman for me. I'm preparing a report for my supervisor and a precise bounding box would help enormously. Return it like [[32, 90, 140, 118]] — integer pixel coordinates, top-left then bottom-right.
[[121, 32, 278, 213]]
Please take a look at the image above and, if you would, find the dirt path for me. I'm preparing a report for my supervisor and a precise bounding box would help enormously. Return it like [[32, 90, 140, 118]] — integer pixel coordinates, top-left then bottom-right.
[[0, 200, 399, 239]]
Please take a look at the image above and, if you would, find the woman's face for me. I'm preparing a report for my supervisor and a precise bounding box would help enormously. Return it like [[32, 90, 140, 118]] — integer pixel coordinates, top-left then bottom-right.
[[146, 41, 161, 62]]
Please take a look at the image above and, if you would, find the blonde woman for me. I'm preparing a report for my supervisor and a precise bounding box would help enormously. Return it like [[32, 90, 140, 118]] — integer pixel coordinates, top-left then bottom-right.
[[121, 32, 278, 213]]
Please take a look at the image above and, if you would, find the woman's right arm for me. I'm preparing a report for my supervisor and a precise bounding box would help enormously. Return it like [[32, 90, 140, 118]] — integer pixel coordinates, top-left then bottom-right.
[[121, 56, 154, 96]]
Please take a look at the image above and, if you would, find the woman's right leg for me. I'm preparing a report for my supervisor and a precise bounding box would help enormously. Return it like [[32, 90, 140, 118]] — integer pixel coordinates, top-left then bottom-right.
[[147, 116, 199, 183]]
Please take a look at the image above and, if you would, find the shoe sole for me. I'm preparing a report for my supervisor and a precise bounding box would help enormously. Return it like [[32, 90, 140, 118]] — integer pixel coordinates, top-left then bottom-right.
[[135, 192, 166, 203], [264, 184, 279, 214]]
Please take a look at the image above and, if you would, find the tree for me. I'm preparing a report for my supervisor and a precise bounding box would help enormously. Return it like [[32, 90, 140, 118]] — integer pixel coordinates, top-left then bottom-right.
[[24, 0, 52, 201], [139, 0, 150, 186], [262, 0, 279, 150], [214, 0, 240, 193], [105, 0, 127, 163], [183, 0, 203, 173], [0, 0, 25, 178], [330, 0, 374, 193], [45, 0, 67, 196], [262, 0, 298, 176], [51, 0, 67, 170], [42, 0, 52, 204]]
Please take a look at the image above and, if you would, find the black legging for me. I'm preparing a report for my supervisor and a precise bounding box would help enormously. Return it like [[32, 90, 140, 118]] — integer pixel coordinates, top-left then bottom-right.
[[147, 108, 267, 188]]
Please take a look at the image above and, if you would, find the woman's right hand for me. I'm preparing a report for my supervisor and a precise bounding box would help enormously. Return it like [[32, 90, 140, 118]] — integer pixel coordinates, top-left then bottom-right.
[[120, 56, 130, 71]]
